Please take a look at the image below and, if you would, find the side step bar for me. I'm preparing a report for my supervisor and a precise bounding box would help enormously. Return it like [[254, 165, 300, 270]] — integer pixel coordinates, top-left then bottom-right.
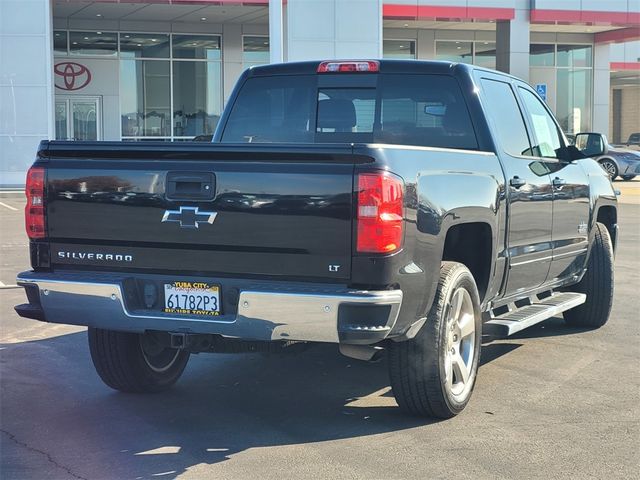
[[484, 292, 586, 337]]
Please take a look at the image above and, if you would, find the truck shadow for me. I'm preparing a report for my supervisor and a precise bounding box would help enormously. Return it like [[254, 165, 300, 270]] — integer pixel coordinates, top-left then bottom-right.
[[0, 316, 585, 479]]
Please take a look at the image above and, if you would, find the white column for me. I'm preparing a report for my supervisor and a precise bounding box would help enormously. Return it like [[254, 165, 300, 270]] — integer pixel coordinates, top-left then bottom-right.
[[495, 2, 530, 82], [222, 23, 243, 106], [592, 43, 611, 136], [269, 0, 284, 63], [285, 0, 382, 62], [0, 0, 54, 187]]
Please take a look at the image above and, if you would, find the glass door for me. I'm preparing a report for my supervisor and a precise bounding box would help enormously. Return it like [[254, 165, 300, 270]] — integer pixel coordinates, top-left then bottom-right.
[[54, 96, 102, 140]]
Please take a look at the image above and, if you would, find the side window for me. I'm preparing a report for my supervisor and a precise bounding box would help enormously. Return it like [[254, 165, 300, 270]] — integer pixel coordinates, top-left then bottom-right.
[[518, 88, 563, 159], [480, 79, 533, 157]]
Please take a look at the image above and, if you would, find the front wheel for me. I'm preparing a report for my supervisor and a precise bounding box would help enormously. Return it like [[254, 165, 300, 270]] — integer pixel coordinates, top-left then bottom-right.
[[88, 329, 190, 393], [388, 262, 482, 418], [563, 222, 614, 328], [599, 159, 619, 180]]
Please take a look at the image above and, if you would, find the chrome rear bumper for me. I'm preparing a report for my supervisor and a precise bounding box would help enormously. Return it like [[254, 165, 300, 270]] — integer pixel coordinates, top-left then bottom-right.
[[15, 271, 402, 345]]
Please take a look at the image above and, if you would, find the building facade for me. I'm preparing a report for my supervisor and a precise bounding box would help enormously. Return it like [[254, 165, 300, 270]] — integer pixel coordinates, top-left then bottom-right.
[[1, 0, 638, 186]]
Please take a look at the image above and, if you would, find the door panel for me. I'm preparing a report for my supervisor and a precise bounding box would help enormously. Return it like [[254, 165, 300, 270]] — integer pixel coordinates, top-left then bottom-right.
[[479, 77, 553, 297], [502, 161, 554, 293], [516, 86, 590, 284], [547, 163, 590, 282]]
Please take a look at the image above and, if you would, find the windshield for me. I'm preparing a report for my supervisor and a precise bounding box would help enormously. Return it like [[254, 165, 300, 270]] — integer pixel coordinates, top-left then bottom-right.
[[220, 74, 478, 150]]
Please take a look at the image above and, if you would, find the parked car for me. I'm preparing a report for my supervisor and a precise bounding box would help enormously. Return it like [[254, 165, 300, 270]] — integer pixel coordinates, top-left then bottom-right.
[[612, 132, 640, 151], [15, 60, 617, 419], [575, 132, 640, 180]]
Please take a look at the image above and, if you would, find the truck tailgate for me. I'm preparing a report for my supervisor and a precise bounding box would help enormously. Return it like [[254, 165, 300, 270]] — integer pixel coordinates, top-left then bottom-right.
[[43, 144, 361, 281]]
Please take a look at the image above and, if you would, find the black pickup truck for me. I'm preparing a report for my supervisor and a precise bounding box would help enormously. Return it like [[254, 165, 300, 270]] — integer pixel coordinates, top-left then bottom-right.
[[16, 60, 617, 418]]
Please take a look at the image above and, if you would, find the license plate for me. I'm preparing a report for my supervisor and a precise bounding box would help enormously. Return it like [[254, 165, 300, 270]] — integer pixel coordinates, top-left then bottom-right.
[[164, 281, 221, 316]]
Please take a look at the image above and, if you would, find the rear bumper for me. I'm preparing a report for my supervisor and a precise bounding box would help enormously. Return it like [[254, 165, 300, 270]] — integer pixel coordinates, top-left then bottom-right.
[[15, 271, 402, 345]]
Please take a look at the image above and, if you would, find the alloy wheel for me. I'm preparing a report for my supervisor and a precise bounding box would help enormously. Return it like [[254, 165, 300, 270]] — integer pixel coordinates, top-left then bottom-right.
[[600, 160, 617, 178], [444, 287, 476, 400]]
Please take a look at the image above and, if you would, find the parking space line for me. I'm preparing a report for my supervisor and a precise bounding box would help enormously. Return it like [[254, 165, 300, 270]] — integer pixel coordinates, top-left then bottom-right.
[[0, 201, 18, 211], [0, 281, 19, 289]]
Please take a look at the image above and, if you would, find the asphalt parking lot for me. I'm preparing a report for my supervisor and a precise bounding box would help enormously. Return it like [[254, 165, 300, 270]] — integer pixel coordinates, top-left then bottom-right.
[[1, 185, 639, 480]]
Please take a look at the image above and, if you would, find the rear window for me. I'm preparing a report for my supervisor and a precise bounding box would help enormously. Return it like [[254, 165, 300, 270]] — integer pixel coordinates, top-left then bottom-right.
[[220, 74, 478, 150]]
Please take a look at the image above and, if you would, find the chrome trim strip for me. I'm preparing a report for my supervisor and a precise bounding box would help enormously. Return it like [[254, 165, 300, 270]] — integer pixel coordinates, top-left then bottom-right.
[[510, 255, 552, 267], [16, 274, 402, 344], [551, 247, 588, 260], [510, 247, 588, 267]]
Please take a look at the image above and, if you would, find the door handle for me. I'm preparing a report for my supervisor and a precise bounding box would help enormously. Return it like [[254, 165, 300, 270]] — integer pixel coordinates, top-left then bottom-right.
[[510, 176, 527, 188], [552, 177, 566, 188], [166, 171, 215, 201]]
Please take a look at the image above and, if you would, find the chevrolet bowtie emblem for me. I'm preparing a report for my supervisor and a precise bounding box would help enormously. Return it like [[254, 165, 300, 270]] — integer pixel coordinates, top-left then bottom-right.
[[161, 206, 217, 229]]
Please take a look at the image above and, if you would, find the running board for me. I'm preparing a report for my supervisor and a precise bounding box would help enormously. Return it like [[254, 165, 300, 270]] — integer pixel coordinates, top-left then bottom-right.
[[484, 292, 586, 337]]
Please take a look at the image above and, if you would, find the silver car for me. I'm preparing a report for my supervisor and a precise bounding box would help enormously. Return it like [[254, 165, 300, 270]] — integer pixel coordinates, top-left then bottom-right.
[[575, 132, 640, 181]]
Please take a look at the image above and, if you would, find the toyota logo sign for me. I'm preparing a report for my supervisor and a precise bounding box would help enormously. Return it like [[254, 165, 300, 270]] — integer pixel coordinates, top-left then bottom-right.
[[54, 62, 92, 91]]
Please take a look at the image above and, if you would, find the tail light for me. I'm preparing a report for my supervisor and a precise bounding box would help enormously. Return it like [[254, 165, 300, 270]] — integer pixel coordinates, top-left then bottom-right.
[[25, 166, 46, 239], [356, 171, 404, 254]]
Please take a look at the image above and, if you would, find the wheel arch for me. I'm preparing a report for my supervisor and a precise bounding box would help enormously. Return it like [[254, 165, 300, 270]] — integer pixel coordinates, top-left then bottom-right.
[[594, 204, 618, 252], [441, 222, 494, 304]]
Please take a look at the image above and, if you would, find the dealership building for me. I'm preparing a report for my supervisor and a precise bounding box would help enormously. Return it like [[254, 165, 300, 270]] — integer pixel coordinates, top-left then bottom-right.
[[1, 0, 639, 186]]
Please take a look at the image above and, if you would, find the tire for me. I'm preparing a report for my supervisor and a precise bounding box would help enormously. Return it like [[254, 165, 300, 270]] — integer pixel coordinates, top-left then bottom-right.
[[388, 262, 482, 418], [599, 159, 619, 180], [563, 222, 614, 328], [88, 328, 190, 393], [621, 175, 636, 181]]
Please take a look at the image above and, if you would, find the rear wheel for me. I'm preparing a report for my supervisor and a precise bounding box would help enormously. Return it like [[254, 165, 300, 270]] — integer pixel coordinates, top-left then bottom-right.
[[88, 329, 190, 393], [388, 262, 482, 418], [563, 222, 614, 328], [621, 175, 636, 181], [599, 159, 619, 180]]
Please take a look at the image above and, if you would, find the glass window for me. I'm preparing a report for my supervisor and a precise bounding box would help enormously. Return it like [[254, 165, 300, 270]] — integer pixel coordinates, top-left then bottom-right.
[[436, 41, 472, 64], [475, 42, 496, 69], [383, 40, 416, 60], [173, 61, 222, 137], [69, 31, 117, 56], [120, 33, 170, 58], [317, 89, 375, 133], [530, 44, 555, 67], [556, 68, 592, 134], [172, 35, 221, 60], [120, 59, 171, 137], [379, 74, 477, 149], [243, 36, 270, 66], [557, 45, 592, 68], [519, 87, 562, 159], [221, 74, 478, 150], [480, 79, 533, 157], [55, 101, 68, 140], [54, 31, 68, 55], [221, 75, 316, 143]]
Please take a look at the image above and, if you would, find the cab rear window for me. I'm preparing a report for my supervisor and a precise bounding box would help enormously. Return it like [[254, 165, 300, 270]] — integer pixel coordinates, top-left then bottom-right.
[[220, 73, 478, 150]]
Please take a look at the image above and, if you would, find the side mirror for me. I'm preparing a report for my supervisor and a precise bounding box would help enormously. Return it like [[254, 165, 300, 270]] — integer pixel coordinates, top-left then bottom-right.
[[574, 132, 608, 157]]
